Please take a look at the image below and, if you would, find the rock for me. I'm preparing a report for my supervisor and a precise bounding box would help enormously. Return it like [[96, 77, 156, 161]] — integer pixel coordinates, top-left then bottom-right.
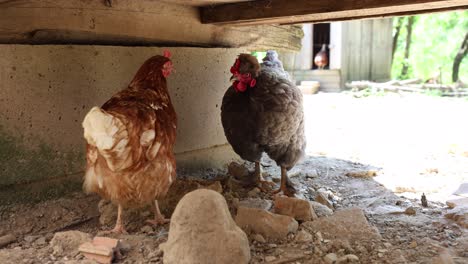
[[162, 189, 251, 264], [140, 225, 153, 234], [444, 207, 468, 228], [236, 206, 298, 239], [238, 198, 273, 211], [50, 231, 92, 257], [34, 236, 47, 246], [295, 230, 313, 243], [252, 234, 266, 243], [302, 208, 381, 242], [337, 254, 359, 263], [265, 255, 277, 262], [452, 183, 468, 197], [228, 162, 249, 180], [23, 235, 38, 244], [274, 196, 318, 221], [247, 188, 261, 197], [310, 201, 334, 217], [201, 181, 223, 193], [431, 249, 455, 264], [446, 197, 468, 209], [324, 253, 338, 264], [405, 207, 416, 215], [409, 241, 418, 248], [315, 192, 334, 209], [0, 234, 16, 248], [345, 170, 377, 178]]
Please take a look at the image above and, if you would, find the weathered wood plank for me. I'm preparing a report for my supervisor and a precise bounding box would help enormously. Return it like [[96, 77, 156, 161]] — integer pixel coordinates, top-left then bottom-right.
[[0, 0, 302, 51], [200, 0, 468, 25]]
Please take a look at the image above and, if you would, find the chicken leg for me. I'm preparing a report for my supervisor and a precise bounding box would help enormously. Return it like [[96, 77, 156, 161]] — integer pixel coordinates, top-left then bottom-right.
[[255, 161, 275, 191], [273, 166, 296, 197], [146, 200, 170, 226], [105, 204, 127, 234]]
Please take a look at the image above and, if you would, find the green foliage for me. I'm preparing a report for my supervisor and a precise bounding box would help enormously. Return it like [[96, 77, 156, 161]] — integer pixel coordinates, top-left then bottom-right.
[[251, 51, 267, 62], [392, 11, 468, 83]]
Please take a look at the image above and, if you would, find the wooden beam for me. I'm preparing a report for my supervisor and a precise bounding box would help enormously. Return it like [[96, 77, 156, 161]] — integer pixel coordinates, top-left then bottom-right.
[[0, 0, 303, 51], [200, 0, 468, 25]]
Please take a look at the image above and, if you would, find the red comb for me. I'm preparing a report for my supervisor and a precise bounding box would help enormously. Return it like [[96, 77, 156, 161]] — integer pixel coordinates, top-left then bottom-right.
[[163, 50, 172, 58]]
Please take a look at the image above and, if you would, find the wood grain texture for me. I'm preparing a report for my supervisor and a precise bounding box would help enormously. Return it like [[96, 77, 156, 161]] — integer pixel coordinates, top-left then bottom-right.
[[200, 0, 468, 25], [0, 0, 302, 51]]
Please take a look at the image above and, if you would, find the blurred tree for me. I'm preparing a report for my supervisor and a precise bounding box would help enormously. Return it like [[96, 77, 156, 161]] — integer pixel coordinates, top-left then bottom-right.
[[392, 11, 468, 83], [452, 32, 468, 82]]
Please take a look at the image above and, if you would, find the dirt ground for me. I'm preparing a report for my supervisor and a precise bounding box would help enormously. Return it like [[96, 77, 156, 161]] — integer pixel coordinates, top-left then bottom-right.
[[0, 92, 467, 263]]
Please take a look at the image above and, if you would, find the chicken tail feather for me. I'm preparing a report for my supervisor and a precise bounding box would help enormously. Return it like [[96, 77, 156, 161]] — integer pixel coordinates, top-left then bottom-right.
[[83, 107, 132, 171]]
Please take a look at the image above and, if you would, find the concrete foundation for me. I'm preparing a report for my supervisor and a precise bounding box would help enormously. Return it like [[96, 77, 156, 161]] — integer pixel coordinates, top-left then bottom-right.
[[0, 45, 242, 203]]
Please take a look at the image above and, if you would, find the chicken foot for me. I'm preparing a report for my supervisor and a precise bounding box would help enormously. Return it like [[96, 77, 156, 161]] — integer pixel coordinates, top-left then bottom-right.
[[103, 204, 128, 234], [255, 161, 276, 191], [273, 166, 297, 197], [146, 200, 170, 226]]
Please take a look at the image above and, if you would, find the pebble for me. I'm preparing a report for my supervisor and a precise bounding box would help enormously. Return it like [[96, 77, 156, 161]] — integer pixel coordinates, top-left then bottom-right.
[[252, 234, 266, 243], [405, 207, 416, 215], [265, 255, 277, 262], [324, 253, 338, 264], [248, 188, 261, 197], [337, 254, 359, 263], [140, 225, 154, 234], [295, 230, 313, 243], [409, 241, 418, 248]]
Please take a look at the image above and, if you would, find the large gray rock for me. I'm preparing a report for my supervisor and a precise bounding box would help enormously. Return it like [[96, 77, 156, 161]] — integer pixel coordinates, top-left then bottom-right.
[[235, 206, 298, 239], [162, 189, 251, 264]]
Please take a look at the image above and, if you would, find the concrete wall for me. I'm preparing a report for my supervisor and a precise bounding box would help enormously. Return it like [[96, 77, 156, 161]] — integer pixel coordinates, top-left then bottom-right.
[[0, 45, 243, 203]]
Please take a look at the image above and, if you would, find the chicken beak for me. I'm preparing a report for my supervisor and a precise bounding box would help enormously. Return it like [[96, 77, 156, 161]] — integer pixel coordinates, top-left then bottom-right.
[[230, 75, 238, 83]]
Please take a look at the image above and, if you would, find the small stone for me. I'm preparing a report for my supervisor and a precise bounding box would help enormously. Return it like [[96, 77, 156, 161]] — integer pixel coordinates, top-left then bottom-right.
[[140, 225, 153, 233], [248, 188, 261, 197], [295, 230, 313, 243], [274, 196, 318, 221], [23, 235, 38, 243], [50, 231, 92, 257], [324, 253, 338, 264], [384, 242, 392, 248], [315, 192, 334, 209], [119, 240, 132, 253], [35, 237, 47, 246], [228, 162, 249, 180], [315, 231, 323, 242], [409, 241, 418, 248], [345, 170, 377, 178], [0, 234, 17, 248], [201, 181, 223, 193], [405, 207, 416, 215], [236, 206, 298, 239], [238, 198, 272, 211], [252, 234, 266, 243], [310, 201, 334, 217], [265, 256, 277, 262], [52, 245, 64, 256], [446, 197, 468, 209], [337, 254, 359, 263]]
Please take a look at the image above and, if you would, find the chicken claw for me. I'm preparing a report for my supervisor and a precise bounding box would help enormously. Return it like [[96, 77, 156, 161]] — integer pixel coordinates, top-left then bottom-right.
[[102, 204, 128, 234], [147, 200, 170, 226], [254, 161, 276, 192], [273, 167, 296, 197]]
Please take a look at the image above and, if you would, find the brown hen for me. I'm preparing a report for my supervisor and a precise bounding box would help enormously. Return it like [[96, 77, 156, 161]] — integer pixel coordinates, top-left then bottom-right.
[[82, 51, 177, 233]]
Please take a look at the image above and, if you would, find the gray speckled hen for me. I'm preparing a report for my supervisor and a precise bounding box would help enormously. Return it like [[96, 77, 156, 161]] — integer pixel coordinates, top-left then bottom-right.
[[221, 53, 306, 196]]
